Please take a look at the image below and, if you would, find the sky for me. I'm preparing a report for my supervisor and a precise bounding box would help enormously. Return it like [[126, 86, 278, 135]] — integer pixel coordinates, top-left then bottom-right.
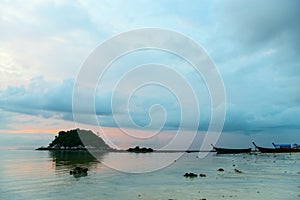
[[0, 0, 300, 149]]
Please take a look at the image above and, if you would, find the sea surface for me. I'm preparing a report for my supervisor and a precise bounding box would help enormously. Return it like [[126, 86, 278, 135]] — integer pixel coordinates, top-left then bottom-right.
[[0, 149, 299, 200]]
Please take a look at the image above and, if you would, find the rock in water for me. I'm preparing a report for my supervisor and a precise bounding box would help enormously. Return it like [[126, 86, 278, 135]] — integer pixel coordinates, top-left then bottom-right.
[[234, 169, 242, 173], [70, 167, 88, 177], [184, 172, 198, 178], [126, 146, 154, 153]]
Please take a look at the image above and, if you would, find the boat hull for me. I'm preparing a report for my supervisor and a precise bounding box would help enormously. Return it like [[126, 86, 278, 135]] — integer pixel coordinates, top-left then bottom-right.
[[253, 142, 300, 153], [213, 146, 251, 154]]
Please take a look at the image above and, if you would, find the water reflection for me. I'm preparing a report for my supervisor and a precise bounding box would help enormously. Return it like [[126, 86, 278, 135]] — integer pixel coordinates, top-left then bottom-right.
[[49, 151, 106, 173]]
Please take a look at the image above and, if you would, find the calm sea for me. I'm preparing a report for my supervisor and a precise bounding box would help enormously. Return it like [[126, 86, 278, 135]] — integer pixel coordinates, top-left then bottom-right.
[[0, 150, 299, 200]]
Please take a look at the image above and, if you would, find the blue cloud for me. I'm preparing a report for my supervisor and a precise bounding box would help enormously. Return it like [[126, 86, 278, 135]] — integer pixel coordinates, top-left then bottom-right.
[[0, 77, 72, 117]]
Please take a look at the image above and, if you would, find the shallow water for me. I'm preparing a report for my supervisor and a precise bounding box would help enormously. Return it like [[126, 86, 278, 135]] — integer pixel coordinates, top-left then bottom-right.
[[0, 150, 299, 200]]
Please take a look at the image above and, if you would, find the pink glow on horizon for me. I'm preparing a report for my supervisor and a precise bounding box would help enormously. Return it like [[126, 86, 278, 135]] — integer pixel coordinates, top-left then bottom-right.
[[3, 111, 181, 149], [6, 129, 58, 134]]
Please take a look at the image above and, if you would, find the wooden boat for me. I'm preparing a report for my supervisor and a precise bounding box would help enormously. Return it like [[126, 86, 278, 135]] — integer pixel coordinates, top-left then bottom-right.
[[253, 142, 300, 153], [272, 143, 300, 149], [212, 145, 251, 154]]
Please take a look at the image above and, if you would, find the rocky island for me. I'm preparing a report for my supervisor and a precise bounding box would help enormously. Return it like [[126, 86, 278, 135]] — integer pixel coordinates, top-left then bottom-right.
[[36, 128, 156, 153], [126, 146, 154, 153], [36, 129, 112, 151]]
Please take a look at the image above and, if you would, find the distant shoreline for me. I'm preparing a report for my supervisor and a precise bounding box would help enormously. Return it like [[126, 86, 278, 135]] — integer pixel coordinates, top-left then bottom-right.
[[36, 129, 218, 153], [35, 147, 216, 153]]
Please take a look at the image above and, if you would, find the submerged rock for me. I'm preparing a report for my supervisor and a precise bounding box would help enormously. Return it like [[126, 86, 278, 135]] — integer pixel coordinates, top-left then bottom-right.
[[234, 169, 242, 173], [218, 168, 224, 172], [184, 172, 198, 178], [70, 167, 88, 177]]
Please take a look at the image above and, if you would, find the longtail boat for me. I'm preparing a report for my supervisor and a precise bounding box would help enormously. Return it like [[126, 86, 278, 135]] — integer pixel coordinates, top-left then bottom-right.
[[253, 142, 300, 153], [212, 145, 251, 154], [272, 143, 300, 149]]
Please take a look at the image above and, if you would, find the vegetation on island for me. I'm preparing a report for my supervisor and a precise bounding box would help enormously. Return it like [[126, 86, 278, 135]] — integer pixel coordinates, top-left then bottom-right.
[[37, 129, 112, 150]]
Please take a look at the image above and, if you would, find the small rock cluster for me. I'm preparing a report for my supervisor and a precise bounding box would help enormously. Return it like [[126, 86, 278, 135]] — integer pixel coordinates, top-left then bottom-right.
[[70, 167, 88, 177], [184, 172, 198, 178], [184, 168, 244, 178], [183, 173, 207, 178]]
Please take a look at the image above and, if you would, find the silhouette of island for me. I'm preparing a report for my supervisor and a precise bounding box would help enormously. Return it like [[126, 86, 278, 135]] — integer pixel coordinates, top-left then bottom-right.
[[36, 129, 112, 150], [36, 128, 156, 154]]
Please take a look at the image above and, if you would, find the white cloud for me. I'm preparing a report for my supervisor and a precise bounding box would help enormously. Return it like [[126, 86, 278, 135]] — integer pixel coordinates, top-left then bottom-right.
[[262, 49, 277, 56]]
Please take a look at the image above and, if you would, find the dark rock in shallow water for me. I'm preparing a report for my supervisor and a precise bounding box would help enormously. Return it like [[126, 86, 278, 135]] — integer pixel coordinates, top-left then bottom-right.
[[184, 172, 198, 178], [199, 173, 206, 177], [234, 169, 242, 173], [218, 168, 224, 172], [70, 167, 88, 177]]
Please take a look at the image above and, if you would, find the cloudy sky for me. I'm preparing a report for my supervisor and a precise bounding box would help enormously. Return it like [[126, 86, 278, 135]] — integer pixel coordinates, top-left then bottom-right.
[[0, 0, 300, 149]]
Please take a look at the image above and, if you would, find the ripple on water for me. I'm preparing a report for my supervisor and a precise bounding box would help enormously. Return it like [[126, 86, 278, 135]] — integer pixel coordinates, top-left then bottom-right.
[[0, 150, 299, 200]]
